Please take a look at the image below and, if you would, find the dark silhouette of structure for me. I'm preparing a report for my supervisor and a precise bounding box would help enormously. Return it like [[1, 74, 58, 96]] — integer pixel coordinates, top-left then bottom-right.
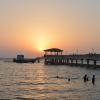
[[13, 54, 36, 63], [43, 48, 100, 68], [44, 48, 63, 65]]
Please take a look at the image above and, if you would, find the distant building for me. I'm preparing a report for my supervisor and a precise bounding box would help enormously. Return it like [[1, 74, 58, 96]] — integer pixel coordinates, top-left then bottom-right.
[[17, 55, 24, 61], [44, 48, 63, 56], [43, 48, 63, 64], [13, 54, 36, 63]]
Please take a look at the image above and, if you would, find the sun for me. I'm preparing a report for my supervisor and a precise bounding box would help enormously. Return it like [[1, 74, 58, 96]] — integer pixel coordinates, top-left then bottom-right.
[[34, 33, 52, 52], [39, 47, 44, 51], [35, 39, 47, 52], [29, 30, 54, 53]]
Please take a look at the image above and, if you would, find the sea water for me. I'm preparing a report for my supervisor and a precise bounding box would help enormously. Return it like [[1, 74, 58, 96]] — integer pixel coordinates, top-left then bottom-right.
[[0, 59, 100, 100]]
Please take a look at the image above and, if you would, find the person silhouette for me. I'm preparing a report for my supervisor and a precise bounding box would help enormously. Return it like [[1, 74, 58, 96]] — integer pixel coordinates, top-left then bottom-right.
[[92, 75, 95, 85], [83, 74, 88, 82], [68, 78, 70, 82]]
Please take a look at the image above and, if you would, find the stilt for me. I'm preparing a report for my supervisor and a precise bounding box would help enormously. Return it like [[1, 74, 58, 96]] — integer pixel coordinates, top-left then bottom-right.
[[76, 59, 78, 65], [71, 59, 73, 65], [87, 59, 89, 66], [94, 60, 96, 66], [67, 58, 69, 64], [81, 59, 83, 65]]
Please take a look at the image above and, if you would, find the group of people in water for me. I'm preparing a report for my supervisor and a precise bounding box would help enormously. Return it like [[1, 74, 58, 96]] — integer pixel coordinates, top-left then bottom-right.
[[55, 74, 96, 85], [83, 74, 95, 85]]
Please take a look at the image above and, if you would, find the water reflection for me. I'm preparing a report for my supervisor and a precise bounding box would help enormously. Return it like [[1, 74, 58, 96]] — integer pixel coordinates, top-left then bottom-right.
[[0, 61, 100, 100], [16, 64, 47, 99], [34, 65, 46, 89]]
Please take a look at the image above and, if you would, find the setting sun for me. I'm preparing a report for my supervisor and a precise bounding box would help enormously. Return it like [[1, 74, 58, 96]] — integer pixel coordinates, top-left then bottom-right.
[[30, 29, 54, 52], [0, 0, 100, 57]]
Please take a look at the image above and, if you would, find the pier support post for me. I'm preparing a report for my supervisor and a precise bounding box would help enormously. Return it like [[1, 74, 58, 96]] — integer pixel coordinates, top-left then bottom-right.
[[76, 59, 78, 65], [67, 58, 69, 64], [94, 60, 96, 66], [59, 59, 62, 64], [87, 59, 89, 66], [81, 59, 83, 65], [71, 59, 73, 65]]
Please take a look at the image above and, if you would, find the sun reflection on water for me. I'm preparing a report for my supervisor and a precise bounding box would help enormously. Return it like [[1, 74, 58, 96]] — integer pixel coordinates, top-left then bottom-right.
[[14, 64, 47, 99], [32, 64, 47, 97], [1, 62, 99, 100]]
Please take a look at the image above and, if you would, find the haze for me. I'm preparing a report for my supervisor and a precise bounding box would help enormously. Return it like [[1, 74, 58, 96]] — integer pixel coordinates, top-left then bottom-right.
[[0, 0, 100, 57]]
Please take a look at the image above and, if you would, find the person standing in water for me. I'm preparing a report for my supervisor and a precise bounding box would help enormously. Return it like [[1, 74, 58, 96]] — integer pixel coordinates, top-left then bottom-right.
[[92, 75, 95, 85], [83, 74, 88, 82], [68, 78, 70, 82]]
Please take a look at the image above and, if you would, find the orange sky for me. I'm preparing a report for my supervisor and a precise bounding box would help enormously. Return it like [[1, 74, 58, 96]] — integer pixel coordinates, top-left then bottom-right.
[[0, 0, 100, 57]]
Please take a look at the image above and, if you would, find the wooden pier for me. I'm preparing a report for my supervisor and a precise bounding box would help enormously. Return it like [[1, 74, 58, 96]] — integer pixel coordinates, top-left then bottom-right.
[[44, 48, 100, 68]]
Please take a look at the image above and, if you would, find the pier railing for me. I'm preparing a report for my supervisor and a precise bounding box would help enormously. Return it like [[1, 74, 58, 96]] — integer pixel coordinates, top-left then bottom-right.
[[44, 54, 100, 68]]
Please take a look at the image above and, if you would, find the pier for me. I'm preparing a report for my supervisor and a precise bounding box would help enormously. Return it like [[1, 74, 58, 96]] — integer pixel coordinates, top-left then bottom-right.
[[13, 55, 36, 63], [44, 48, 100, 68]]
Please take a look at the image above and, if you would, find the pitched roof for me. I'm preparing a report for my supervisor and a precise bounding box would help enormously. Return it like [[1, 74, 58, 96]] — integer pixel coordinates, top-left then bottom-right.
[[44, 48, 63, 52]]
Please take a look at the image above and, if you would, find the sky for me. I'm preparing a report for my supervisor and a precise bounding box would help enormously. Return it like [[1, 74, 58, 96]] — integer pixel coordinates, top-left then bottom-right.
[[0, 0, 100, 57]]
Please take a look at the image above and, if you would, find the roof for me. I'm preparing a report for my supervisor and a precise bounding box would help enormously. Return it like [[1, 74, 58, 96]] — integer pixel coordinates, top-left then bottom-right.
[[43, 48, 63, 52]]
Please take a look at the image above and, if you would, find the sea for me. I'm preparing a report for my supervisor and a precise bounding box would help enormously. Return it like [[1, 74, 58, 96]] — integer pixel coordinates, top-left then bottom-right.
[[0, 59, 100, 100]]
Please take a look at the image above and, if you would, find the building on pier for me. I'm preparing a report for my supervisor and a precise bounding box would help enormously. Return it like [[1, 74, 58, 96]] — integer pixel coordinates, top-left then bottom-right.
[[44, 48, 63, 64], [44, 48, 63, 56], [43, 48, 100, 68]]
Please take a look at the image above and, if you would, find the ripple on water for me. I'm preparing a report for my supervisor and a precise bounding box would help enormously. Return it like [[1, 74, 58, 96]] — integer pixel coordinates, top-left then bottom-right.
[[0, 62, 100, 100]]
